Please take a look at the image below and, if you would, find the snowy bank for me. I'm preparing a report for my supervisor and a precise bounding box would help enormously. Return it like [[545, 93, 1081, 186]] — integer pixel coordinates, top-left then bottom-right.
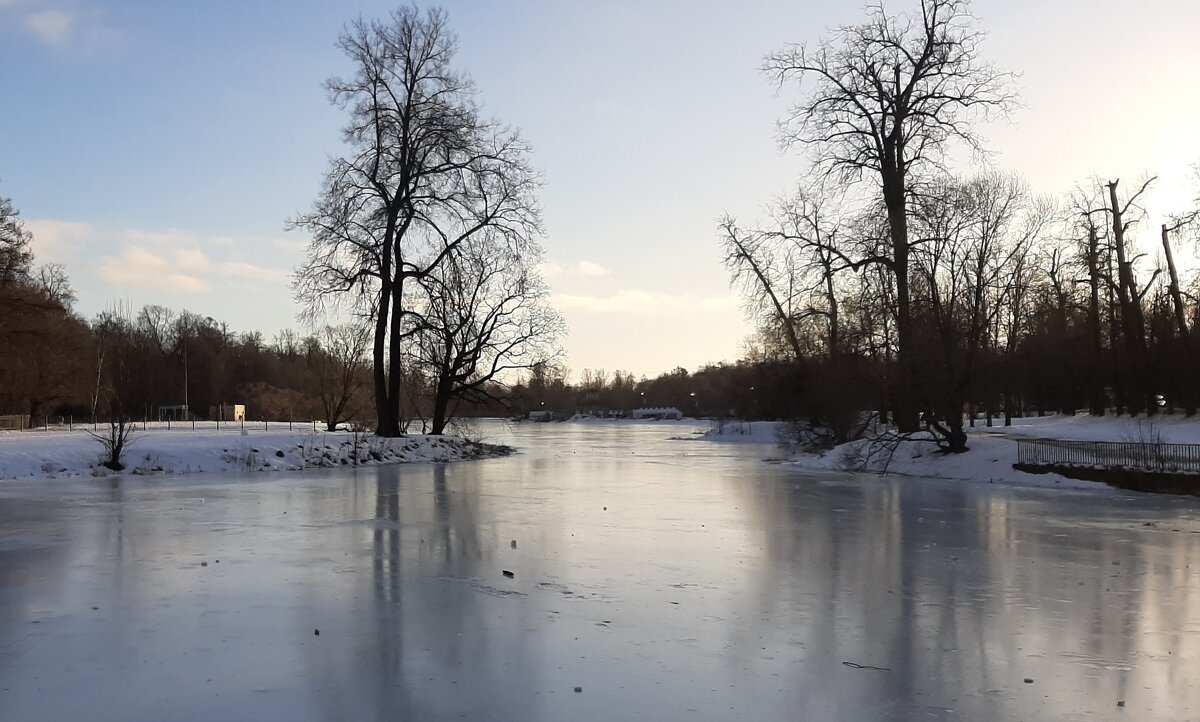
[[787, 432, 1105, 490], [690, 420, 790, 444], [664, 412, 1200, 491], [560, 415, 703, 425], [784, 413, 1200, 492], [0, 428, 512, 481]]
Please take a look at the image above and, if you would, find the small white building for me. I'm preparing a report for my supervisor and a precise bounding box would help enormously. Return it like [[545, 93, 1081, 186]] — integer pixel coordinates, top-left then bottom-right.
[[209, 404, 246, 422], [630, 407, 683, 420]]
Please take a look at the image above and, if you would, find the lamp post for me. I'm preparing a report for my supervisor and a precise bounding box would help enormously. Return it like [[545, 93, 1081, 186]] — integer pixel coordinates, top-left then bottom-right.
[[182, 339, 189, 421]]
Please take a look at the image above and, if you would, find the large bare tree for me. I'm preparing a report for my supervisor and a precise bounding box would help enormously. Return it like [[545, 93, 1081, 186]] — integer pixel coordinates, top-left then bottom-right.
[[909, 171, 1048, 451], [293, 6, 540, 436], [764, 0, 1014, 431], [409, 233, 564, 434]]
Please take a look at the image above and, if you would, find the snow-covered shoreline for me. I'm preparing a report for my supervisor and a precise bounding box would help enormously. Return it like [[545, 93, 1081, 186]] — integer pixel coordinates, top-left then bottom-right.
[[7, 413, 1196, 491], [0, 428, 512, 481], [690, 413, 1200, 493]]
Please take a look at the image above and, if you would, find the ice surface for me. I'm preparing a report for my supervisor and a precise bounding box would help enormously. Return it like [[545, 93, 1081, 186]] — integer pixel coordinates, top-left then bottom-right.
[[0, 420, 1198, 721]]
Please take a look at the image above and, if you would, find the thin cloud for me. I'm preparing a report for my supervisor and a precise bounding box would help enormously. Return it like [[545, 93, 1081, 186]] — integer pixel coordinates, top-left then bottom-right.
[[25, 219, 91, 262], [272, 237, 308, 252], [30, 218, 291, 293], [577, 260, 609, 277], [100, 247, 210, 293], [539, 260, 609, 278], [4, 3, 121, 53], [24, 9, 73, 46], [551, 289, 736, 314]]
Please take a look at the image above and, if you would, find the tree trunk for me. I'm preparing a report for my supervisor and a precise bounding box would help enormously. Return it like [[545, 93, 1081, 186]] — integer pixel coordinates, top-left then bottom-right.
[[1162, 223, 1196, 415], [1107, 181, 1148, 415], [824, 260, 840, 362], [944, 410, 968, 453], [884, 172, 918, 432], [383, 273, 406, 437], [1162, 223, 1190, 338], [1084, 224, 1105, 416], [430, 378, 453, 435], [374, 220, 397, 436]]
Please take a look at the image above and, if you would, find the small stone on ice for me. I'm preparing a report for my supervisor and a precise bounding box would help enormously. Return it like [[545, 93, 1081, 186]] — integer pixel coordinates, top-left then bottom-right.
[[200, 561, 208, 567], [1023, 678, 1033, 684], [502, 570, 515, 578], [574, 686, 583, 693], [314, 629, 320, 636], [511, 540, 517, 548]]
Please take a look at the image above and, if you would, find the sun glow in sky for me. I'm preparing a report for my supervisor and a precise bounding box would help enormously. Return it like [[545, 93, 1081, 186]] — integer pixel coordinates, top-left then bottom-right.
[[2, 0, 1199, 378]]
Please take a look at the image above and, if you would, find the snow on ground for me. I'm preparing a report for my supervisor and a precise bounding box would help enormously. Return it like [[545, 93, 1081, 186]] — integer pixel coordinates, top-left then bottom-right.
[[0, 427, 510, 481], [787, 431, 1108, 491], [686, 412, 1200, 492], [561, 415, 702, 425], [556, 416, 790, 443], [691, 419, 790, 443], [972, 412, 1200, 444]]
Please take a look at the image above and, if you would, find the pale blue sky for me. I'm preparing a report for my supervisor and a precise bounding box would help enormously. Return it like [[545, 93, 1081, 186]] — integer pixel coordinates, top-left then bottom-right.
[[3, 0, 1199, 378]]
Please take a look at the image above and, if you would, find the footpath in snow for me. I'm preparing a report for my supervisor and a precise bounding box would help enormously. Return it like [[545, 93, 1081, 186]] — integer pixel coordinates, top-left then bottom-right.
[[690, 413, 1200, 492], [0, 426, 511, 481]]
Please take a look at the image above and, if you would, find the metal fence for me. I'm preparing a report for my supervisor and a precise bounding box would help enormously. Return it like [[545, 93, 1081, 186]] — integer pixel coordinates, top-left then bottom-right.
[[1, 418, 331, 434], [1016, 438, 1200, 474], [0, 415, 30, 431]]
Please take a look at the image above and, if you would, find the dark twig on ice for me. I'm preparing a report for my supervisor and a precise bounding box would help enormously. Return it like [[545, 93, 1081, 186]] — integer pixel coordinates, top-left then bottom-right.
[[842, 661, 891, 671]]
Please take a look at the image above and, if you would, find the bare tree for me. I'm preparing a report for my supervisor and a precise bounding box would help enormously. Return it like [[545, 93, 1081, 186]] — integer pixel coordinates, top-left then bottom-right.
[[721, 184, 853, 363], [33, 264, 76, 309], [409, 234, 564, 434], [1074, 177, 1159, 414], [90, 308, 143, 470], [293, 6, 540, 437], [910, 171, 1047, 451], [306, 324, 371, 431], [720, 215, 806, 361], [0, 198, 33, 287], [764, 0, 1015, 431]]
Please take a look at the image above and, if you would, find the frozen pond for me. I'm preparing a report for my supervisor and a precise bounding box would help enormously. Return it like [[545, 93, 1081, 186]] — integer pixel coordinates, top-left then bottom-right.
[[2, 421, 1200, 721]]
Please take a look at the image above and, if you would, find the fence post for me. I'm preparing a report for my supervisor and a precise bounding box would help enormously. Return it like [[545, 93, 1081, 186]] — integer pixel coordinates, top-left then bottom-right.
[[68, 415, 73, 432]]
